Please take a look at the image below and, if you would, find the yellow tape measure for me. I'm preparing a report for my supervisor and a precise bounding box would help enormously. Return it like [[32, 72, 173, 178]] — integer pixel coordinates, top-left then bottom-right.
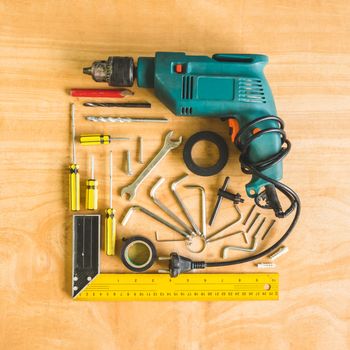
[[75, 273, 279, 301]]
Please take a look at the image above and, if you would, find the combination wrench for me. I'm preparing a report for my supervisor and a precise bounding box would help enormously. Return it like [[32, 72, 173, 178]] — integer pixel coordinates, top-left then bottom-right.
[[120, 131, 182, 201]]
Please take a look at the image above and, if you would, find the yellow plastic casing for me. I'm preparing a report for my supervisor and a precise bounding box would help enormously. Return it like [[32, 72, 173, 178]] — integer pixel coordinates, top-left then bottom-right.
[[80, 134, 110, 145], [105, 208, 116, 255], [85, 179, 98, 210], [69, 164, 80, 211]]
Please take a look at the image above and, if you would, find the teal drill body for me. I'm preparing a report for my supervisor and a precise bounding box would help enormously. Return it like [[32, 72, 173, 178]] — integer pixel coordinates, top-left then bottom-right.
[[137, 52, 282, 198]]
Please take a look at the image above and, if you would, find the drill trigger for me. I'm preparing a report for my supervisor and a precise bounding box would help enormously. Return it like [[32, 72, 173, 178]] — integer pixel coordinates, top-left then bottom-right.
[[228, 118, 240, 142]]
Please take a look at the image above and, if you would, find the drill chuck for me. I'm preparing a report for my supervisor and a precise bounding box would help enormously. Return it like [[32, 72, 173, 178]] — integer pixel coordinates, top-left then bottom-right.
[[83, 56, 134, 87]]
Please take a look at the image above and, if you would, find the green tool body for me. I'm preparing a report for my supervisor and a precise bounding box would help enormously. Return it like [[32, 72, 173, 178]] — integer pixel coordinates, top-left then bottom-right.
[[136, 52, 281, 197]]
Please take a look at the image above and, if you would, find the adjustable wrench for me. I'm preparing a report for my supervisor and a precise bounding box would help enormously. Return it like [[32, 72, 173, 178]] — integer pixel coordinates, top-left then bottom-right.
[[121, 131, 182, 201]]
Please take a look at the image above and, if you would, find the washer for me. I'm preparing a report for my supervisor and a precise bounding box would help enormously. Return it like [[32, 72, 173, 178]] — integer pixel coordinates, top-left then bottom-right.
[[121, 236, 157, 272], [183, 131, 229, 176]]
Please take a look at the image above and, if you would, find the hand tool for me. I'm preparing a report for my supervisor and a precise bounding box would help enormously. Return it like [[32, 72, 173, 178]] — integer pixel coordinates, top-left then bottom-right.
[[209, 177, 230, 226], [150, 178, 194, 235], [85, 155, 98, 210], [184, 185, 206, 238], [206, 230, 247, 244], [85, 116, 168, 123], [121, 131, 182, 201], [121, 205, 191, 239], [171, 174, 202, 236], [154, 231, 186, 242], [222, 217, 266, 258], [74, 272, 279, 301], [268, 246, 288, 261], [126, 150, 132, 175], [183, 131, 229, 176], [69, 103, 80, 211], [242, 204, 256, 226], [138, 137, 144, 164], [70, 88, 133, 98], [256, 263, 277, 269], [79, 134, 129, 145], [105, 151, 117, 256], [84, 52, 301, 266], [120, 236, 157, 272], [208, 177, 244, 226], [72, 214, 100, 296], [83, 102, 151, 108], [261, 219, 276, 240]]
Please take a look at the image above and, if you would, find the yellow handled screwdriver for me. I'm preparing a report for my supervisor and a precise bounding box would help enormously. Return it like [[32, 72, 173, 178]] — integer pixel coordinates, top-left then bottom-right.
[[85, 155, 98, 210], [69, 103, 80, 211], [80, 134, 129, 145], [105, 151, 116, 255]]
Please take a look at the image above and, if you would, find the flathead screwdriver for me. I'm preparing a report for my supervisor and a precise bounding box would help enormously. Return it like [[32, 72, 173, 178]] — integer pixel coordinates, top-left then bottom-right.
[[79, 134, 129, 145], [105, 151, 117, 256], [69, 104, 80, 211], [85, 155, 98, 210]]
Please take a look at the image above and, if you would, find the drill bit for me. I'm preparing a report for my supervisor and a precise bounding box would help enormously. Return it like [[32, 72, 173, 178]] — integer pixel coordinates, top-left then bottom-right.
[[85, 116, 168, 123], [83, 102, 151, 108]]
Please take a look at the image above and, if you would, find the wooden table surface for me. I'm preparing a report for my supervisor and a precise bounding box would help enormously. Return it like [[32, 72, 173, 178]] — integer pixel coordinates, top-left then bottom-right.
[[1, 1, 349, 349]]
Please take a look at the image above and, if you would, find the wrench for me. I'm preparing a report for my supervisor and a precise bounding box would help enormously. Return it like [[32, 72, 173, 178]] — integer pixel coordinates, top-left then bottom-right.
[[121, 131, 182, 200]]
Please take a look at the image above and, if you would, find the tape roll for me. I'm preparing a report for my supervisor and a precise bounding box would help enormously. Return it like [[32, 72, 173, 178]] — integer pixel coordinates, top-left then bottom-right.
[[121, 236, 157, 272]]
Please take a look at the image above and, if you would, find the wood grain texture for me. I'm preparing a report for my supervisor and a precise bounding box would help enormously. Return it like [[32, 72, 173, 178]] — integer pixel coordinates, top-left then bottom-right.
[[1, 0, 350, 349]]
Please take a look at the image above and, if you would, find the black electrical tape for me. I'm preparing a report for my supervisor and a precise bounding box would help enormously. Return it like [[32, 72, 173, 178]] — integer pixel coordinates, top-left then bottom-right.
[[120, 236, 157, 272], [183, 131, 229, 176]]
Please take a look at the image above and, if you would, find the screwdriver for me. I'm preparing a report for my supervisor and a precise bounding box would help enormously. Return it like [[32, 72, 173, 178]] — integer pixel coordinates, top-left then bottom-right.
[[79, 134, 129, 145], [105, 151, 116, 256], [69, 104, 80, 211], [85, 155, 98, 210]]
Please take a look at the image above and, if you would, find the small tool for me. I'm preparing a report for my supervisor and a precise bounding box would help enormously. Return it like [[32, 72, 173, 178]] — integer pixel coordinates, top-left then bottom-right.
[[85, 116, 168, 123], [85, 155, 98, 210], [150, 178, 194, 235], [79, 134, 129, 145], [209, 177, 230, 226], [83, 102, 151, 108], [69, 103, 80, 211], [121, 131, 182, 201], [105, 151, 117, 256], [70, 88, 133, 98], [171, 174, 202, 236], [72, 214, 100, 297], [126, 150, 133, 175], [185, 185, 206, 238], [138, 137, 144, 164]]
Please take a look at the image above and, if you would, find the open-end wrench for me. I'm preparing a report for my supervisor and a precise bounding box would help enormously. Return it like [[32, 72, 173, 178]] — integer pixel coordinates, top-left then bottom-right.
[[120, 131, 182, 201]]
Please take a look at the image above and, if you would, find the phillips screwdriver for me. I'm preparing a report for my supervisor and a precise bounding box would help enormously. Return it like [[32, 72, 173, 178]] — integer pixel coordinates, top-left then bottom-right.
[[85, 155, 98, 210], [69, 104, 80, 211], [105, 151, 117, 256], [79, 134, 129, 145]]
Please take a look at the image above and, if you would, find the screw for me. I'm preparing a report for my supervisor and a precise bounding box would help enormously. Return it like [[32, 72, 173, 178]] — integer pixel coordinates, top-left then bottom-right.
[[126, 150, 133, 175]]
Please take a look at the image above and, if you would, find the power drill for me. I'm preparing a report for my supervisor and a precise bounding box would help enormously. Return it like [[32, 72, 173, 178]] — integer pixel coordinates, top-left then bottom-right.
[[83, 52, 300, 270]]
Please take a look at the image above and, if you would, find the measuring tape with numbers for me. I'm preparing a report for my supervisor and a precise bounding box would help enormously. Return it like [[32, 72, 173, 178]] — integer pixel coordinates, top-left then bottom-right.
[[72, 215, 279, 301], [75, 273, 279, 301]]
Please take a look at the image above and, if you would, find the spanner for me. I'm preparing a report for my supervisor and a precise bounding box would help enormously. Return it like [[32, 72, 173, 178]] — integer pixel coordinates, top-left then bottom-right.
[[120, 131, 182, 200]]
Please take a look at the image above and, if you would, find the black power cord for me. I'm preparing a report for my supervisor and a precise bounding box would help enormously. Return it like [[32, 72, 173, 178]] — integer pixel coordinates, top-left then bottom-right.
[[162, 116, 301, 276]]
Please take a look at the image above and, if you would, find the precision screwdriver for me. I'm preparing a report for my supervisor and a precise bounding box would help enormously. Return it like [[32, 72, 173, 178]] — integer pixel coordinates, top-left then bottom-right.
[[105, 151, 116, 256], [79, 134, 129, 145], [85, 155, 98, 210], [69, 103, 80, 211]]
